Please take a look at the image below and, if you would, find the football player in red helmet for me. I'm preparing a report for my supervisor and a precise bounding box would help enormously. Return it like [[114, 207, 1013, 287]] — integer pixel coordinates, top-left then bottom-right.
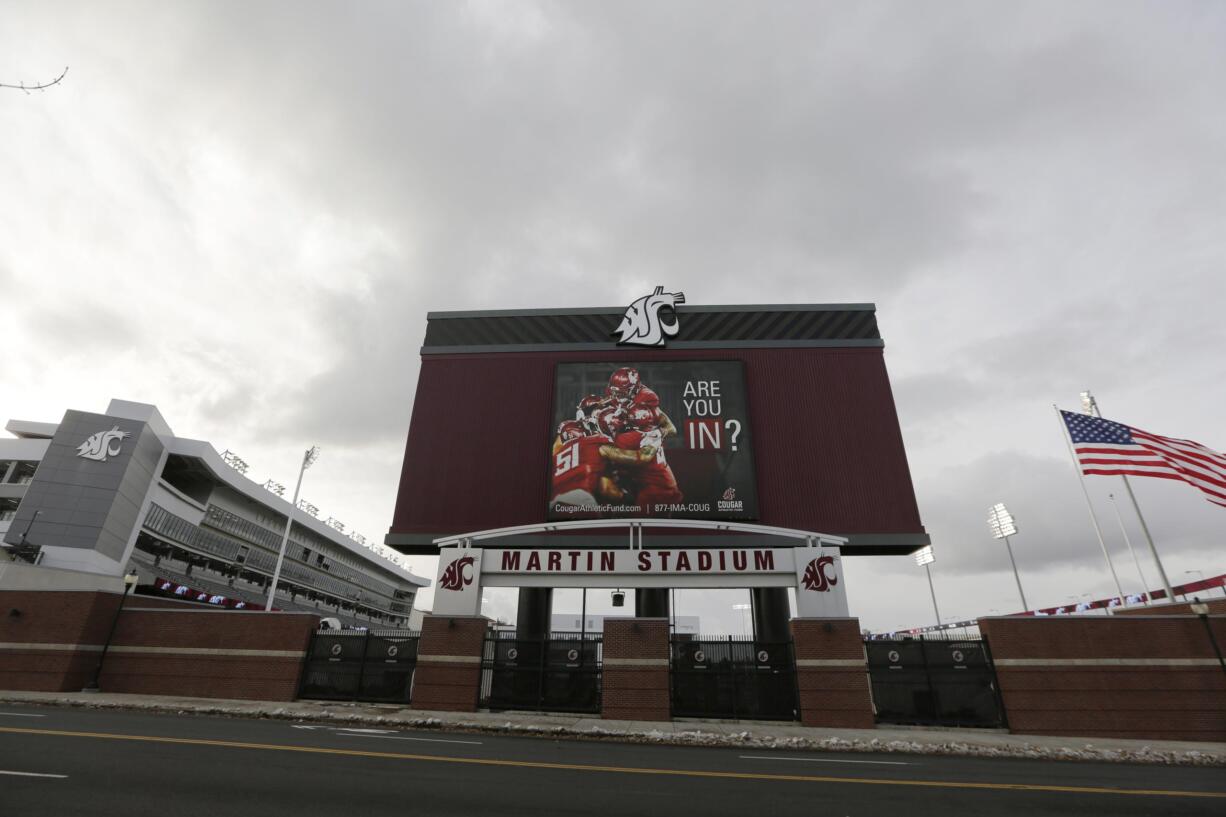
[[605, 367, 641, 401], [628, 405, 658, 431], [594, 405, 628, 438], [600, 405, 683, 514], [605, 368, 675, 437], [552, 420, 585, 455], [551, 420, 623, 515]]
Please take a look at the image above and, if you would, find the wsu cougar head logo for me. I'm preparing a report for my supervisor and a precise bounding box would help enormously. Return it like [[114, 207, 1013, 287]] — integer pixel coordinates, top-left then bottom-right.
[[612, 286, 686, 347], [802, 555, 838, 592], [439, 555, 476, 591], [76, 426, 131, 462]]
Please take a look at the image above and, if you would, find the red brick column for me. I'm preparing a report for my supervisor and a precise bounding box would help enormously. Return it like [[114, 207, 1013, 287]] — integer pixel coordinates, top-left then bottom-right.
[[409, 614, 489, 712], [790, 618, 875, 729], [601, 617, 670, 721]]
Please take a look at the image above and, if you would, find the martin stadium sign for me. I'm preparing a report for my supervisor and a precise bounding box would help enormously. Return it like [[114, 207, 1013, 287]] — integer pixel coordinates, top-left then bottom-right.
[[430, 520, 851, 620]]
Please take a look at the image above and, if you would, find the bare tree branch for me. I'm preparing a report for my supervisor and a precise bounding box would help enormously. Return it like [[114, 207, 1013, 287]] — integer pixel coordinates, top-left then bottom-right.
[[0, 66, 69, 94]]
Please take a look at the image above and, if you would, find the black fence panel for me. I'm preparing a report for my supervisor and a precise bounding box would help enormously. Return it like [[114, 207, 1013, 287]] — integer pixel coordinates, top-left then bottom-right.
[[865, 637, 1005, 728], [298, 629, 420, 704], [670, 636, 798, 721], [480, 633, 602, 714]]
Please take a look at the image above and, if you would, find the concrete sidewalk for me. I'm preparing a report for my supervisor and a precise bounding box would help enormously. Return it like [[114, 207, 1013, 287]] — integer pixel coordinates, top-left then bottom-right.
[[2, 690, 1222, 767]]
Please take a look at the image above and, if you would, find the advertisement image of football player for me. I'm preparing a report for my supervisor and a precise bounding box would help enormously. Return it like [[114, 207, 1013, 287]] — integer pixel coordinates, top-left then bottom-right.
[[599, 406, 683, 513], [604, 368, 678, 439], [550, 420, 624, 512], [574, 394, 612, 432]]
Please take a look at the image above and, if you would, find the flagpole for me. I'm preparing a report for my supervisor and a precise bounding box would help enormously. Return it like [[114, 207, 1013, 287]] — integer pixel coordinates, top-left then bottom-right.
[[1118, 475, 1176, 602], [1108, 492, 1151, 604], [1080, 392, 1176, 603], [1053, 404, 1126, 604]]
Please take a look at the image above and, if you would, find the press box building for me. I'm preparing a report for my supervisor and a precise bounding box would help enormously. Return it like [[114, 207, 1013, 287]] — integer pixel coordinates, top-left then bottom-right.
[[1, 400, 426, 628]]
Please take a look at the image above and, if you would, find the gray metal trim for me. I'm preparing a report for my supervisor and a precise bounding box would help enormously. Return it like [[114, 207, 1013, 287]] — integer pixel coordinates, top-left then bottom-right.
[[421, 338, 885, 356], [384, 530, 928, 551], [426, 303, 877, 320]]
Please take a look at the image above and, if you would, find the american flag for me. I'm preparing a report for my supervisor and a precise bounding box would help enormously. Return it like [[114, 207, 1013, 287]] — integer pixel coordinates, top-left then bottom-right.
[[1060, 410, 1226, 508]]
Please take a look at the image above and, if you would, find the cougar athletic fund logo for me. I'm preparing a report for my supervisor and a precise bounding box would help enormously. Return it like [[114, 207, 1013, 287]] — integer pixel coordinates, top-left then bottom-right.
[[717, 487, 742, 512], [801, 555, 838, 592], [76, 426, 131, 462], [439, 555, 476, 591], [612, 286, 686, 347]]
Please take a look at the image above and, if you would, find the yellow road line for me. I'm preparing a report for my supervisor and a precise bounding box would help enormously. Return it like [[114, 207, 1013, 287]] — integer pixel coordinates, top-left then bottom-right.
[[0, 726, 1222, 799]]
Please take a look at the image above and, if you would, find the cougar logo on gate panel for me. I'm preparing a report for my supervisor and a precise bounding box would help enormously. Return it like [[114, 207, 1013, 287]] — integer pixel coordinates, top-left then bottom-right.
[[439, 555, 476, 591], [801, 555, 838, 592]]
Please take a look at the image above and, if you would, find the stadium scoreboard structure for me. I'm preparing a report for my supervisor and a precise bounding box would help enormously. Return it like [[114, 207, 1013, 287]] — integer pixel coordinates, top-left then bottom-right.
[[387, 297, 927, 561]]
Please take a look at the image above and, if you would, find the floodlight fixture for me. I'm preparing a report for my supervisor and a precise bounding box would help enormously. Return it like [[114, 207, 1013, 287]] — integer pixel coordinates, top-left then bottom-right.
[[220, 449, 250, 475], [987, 503, 1017, 539], [1079, 390, 1099, 417]]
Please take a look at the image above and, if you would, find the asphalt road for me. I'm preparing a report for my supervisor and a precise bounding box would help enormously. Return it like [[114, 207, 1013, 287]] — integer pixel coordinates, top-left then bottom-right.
[[0, 704, 1223, 816]]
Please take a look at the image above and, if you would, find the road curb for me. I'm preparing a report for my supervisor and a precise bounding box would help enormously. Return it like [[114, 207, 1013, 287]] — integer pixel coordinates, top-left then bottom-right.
[[3, 694, 1223, 767]]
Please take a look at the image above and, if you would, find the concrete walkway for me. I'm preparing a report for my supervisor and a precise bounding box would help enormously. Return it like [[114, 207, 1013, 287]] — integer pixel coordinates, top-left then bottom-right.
[[2, 690, 1222, 766]]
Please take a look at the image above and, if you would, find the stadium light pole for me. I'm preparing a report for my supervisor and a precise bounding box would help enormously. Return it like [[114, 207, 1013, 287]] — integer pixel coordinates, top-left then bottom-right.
[[988, 503, 1028, 612], [915, 546, 940, 626], [1079, 391, 1175, 603], [266, 446, 320, 612], [1107, 492, 1151, 604]]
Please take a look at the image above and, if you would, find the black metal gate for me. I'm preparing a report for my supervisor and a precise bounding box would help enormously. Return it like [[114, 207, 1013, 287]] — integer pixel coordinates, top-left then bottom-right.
[[670, 636, 799, 721], [298, 628, 420, 704], [479, 632, 602, 714], [865, 636, 1005, 728]]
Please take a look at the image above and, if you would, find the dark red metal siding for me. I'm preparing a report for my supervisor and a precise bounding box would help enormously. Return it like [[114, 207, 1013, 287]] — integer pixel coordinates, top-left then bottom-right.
[[390, 347, 923, 538]]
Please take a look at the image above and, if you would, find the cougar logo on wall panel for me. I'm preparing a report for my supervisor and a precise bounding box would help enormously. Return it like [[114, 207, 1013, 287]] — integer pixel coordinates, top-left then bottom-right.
[[76, 426, 131, 462]]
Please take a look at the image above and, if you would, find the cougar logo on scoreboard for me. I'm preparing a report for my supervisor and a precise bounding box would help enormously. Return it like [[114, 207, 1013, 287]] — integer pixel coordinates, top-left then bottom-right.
[[612, 286, 686, 347]]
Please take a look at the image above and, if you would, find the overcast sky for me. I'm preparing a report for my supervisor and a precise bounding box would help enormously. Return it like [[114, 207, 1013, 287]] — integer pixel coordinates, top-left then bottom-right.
[[2, 1, 1223, 633]]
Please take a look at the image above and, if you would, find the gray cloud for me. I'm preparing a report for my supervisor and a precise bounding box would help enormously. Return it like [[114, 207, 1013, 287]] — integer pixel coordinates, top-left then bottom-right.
[[1, 1, 1223, 630]]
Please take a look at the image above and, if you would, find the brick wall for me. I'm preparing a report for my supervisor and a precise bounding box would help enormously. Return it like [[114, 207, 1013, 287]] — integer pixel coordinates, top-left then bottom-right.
[[100, 608, 319, 701], [0, 589, 124, 691], [0, 589, 318, 700], [409, 615, 489, 712], [981, 615, 1226, 742], [790, 618, 875, 729], [601, 617, 670, 722]]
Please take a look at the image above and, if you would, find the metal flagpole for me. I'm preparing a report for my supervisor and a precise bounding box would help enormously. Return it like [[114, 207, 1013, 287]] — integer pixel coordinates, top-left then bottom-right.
[[924, 563, 941, 626], [1053, 404, 1126, 604], [266, 446, 319, 612], [1108, 492, 1151, 604], [1119, 475, 1176, 602], [1080, 392, 1176, 603]]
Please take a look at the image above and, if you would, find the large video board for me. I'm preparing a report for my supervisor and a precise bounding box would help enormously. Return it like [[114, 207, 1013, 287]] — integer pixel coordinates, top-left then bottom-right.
[[548, 361, 758, 521]]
